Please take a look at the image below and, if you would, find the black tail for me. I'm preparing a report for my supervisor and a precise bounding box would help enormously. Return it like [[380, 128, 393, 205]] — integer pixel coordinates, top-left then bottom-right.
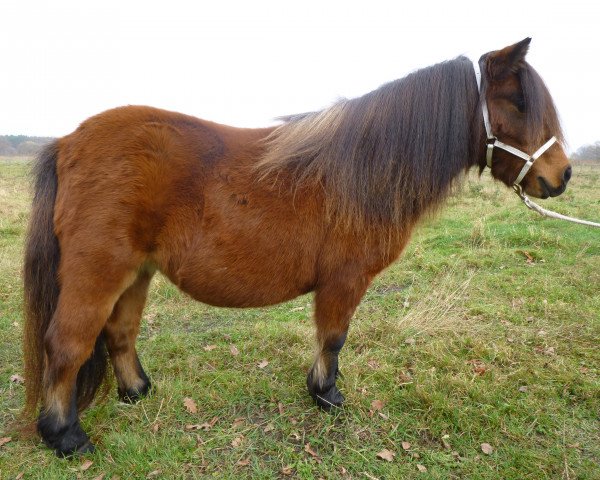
[[23, 142, 108, 417]]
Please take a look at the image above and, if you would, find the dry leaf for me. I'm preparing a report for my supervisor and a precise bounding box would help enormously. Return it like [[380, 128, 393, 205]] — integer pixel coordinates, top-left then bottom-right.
[[281, 466, 293, 475], [304, 443, 322, 462], [263, 423, 275, 433], [151, 423, 160, 433], [290, 431, 301, 440], [10, 374, 24, 384], [15, 473, 24, 480], [404, 337, 416, 345], [147, 470, 161, 478], [80, 459, 94, 471], [417, 464, 427, 472], [441, 434, 451, 450], [230, 344, 240, 356], [481, 443, 494, 455], [376, 448, 395, 462], [232, 417, 245, 429], [183, 397, 198, 414], [236, 458, 250, 466], [378, 412, 389, 420], [231, 435, 244, 448], [278, 402, 284, 415], [521, 250, 534, 263], [518, 385, 528, 393], [401, 441, 411, 451], [92, 475, 106, 480], [340, 466, 348, 475], [257, 359, 269, 369], [367, 359, 380, 370], [203, 344, 217, 351], [371, 399, 384, 411], [0, 437, 12, 448]]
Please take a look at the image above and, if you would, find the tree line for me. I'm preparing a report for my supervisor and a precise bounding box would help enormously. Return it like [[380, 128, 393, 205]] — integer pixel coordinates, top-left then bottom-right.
[[0, 135, 54, 156], [571, 141, 600, 162], [2, 134, 599, 161]]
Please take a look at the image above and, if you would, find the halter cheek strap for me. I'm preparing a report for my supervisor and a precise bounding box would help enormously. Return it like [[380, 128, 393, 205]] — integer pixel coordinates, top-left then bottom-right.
[[472, 59, 557, 186]]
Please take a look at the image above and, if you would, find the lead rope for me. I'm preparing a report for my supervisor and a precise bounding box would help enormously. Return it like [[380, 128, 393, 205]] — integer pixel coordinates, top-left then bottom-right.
[[473, 58, 600, 229], [513, 184, 600, 228]]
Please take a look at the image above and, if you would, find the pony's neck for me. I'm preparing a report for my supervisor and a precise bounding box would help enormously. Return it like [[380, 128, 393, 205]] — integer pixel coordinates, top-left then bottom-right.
[[260, 56, 483, 232]]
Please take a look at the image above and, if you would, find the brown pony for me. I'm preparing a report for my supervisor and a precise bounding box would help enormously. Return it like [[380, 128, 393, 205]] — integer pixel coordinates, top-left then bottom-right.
[[23, 38, 571, 455]]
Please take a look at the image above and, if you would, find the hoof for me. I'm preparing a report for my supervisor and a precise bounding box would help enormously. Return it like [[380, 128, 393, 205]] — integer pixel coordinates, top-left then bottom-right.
[[307, 370, 345, 411], [312, 385, 345, 411], [38, 414, 95, 457], [118, 379, 152, 404]]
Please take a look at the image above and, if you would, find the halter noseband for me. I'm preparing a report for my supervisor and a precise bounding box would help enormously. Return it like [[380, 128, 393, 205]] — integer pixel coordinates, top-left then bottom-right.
[[472, 59, 557, 189]]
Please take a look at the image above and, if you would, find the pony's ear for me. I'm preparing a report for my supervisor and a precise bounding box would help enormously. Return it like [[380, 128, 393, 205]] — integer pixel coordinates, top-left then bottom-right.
[[486, 37, 531, 80]]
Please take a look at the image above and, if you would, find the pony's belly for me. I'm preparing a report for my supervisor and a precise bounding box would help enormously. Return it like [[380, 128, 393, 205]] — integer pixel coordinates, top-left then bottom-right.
[[177, 266, 312, 308], [169, 247, 316, 308]]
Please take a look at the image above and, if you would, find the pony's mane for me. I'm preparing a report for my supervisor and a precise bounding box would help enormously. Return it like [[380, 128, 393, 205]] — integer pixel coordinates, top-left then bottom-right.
[[257, 55, 562, 232], [258, 56, 481, 231]]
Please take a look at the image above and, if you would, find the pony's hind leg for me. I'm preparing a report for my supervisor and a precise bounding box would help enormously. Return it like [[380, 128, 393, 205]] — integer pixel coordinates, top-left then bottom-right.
[[104, 268, 154, 403], [38, 259, 138, 456], [307, 273, 371, 410]]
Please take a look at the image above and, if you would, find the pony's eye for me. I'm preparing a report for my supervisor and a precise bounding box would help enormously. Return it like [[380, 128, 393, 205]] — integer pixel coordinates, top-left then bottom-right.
[[512, 96, 525, 113]]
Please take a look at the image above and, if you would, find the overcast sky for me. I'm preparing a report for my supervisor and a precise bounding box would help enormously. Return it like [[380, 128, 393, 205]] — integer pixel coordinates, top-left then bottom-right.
[[2, 1, 598, 152]]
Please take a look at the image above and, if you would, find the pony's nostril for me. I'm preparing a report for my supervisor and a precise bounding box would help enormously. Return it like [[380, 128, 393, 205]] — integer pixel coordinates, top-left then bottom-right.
[[563, 166, 572, 183]]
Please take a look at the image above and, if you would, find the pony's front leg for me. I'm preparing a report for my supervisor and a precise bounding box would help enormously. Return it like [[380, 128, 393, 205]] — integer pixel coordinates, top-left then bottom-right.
[[307, 274, 371, 410]]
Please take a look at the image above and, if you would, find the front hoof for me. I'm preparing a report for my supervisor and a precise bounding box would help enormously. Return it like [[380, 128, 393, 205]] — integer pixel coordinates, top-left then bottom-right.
[[313, 385, 345, 411], [307, 371, 345, 411], [118, 379, 152, 404]]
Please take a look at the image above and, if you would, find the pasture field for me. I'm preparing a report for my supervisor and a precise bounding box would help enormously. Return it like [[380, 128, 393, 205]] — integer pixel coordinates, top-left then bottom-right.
[[0, 157, 598, 479]]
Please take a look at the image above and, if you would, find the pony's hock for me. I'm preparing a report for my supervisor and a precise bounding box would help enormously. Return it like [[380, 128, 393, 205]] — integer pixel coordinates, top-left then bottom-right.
[[22, 38, 571, 456]]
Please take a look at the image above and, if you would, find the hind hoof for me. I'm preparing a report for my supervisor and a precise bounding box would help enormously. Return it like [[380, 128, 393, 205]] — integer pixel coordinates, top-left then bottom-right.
[[39, 415, 95, 457]]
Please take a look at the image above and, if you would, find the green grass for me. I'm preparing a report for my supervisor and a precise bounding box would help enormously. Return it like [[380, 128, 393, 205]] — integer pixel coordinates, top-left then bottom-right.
[[1, 157, 599, 479]]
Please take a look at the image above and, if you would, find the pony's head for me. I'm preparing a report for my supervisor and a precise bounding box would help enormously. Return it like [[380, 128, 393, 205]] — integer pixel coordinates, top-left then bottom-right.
[[480, 38, 571, 198]]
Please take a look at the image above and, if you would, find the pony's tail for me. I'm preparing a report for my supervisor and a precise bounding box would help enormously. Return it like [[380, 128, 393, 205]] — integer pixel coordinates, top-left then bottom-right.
[[23, 142, 61, 418], [22, 142, 109, 418]]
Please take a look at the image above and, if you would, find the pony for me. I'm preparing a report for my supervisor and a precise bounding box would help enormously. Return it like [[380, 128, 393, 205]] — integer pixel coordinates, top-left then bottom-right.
[[22, 38, 571, 455]]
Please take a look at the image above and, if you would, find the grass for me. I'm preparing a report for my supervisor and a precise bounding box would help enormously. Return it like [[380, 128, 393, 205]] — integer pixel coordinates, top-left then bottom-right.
[[0, 157, 599, 479]]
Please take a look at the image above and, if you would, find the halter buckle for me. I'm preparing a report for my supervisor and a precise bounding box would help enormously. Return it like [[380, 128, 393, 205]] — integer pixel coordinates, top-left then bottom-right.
[[486, 138, 496, 168]]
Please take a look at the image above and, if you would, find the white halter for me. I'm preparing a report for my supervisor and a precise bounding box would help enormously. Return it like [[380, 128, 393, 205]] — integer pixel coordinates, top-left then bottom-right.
[[472, 59, 557, 187]]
